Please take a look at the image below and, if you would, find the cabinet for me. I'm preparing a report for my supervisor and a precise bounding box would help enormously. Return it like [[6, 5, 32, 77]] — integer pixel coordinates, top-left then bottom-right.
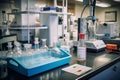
[[89, 61, 120, 80]]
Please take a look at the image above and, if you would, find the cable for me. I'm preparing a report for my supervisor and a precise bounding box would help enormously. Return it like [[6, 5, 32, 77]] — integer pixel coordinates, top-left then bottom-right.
[[80, 4, 88, 18]]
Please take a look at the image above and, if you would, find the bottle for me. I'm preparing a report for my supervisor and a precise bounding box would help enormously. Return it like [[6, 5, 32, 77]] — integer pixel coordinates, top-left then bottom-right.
[[7, 42, 13, 57], [13, 41, 22, 57], [34, 37, 39, 53], [77, 33, 86, 62], [41, 39, 48, 52]]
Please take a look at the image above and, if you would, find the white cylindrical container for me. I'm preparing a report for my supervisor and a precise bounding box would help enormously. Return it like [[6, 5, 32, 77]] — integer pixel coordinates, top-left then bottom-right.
[[77, 33, 86, 62], [77, 46, 86, 60]]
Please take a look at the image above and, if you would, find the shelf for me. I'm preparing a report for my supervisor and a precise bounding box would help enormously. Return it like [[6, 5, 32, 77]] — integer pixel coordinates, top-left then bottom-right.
[[9, 26, 48, 30], [40, 11, 72, 15], [8, 11, 72, 15], [8, 11, 40, 14], [0, 25, 7, 29]]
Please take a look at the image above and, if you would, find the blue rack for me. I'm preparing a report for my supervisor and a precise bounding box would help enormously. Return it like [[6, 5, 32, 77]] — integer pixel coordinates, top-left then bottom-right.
[[6, 49, 71, 77]]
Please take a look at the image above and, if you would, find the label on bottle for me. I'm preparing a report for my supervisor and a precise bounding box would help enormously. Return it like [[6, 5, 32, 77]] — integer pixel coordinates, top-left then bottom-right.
[[77, 47, 86, 60]]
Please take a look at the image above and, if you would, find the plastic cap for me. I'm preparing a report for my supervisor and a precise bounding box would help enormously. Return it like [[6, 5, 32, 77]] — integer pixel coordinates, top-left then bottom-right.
[[79, 33, 85, 39]]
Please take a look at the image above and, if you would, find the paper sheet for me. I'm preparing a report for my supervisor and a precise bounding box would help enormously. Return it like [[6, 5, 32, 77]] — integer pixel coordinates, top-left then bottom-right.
[[62, 64, 92, 75]]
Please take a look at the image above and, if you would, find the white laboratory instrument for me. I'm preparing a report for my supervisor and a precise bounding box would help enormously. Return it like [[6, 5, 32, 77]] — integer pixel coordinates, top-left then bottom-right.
[[85, 18, 106, 52], [96, 22, 118, 38], [79, 0, 106, 52], [86, 40, 106, 52]]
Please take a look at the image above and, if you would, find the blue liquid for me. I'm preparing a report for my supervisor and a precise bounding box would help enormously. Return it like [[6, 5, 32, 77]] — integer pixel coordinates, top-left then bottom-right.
[[11, 49, 68, 69], [15, 52, 64, 68]]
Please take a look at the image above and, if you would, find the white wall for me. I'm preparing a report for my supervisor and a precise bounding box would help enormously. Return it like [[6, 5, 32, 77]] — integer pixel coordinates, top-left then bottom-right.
[[75, 3, 90, 19], [75, 3, 120, 22]]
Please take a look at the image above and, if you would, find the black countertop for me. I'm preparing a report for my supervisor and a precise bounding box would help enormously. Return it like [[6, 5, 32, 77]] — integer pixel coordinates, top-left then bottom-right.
[[1, 50, 120, 80]]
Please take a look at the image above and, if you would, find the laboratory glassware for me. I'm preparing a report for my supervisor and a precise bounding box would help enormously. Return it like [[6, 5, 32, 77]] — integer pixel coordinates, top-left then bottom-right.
[[40, 39, 48, 52], [23, 44, 33, 56], [7, 42, 14, 57], [34, 37, 40, 53], [13, 41, 22, 57]]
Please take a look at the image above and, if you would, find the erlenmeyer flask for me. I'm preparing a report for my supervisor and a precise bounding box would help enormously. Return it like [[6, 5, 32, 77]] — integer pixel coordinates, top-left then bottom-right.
[[7, 42, 13, 57], [23, 44, 32, 56], [13, 41, 22, 57], [40, 39, 48, 52]]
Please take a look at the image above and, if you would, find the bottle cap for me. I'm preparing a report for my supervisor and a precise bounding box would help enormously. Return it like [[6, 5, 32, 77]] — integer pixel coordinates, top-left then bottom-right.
[[79, 33, 85, 39]]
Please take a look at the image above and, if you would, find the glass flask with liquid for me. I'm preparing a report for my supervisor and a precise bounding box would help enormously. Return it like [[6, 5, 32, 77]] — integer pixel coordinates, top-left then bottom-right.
[[13, 41, 22, 57], [7, 42, 13, 57], [39, 39, 49, 58], [23, 44, 33, 56], [40, 39, 48, 52], [34, 37, 40, 53]]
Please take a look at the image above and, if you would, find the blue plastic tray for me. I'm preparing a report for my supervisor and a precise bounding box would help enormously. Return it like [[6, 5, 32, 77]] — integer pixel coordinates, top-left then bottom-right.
[[6, 49, 71, 77]]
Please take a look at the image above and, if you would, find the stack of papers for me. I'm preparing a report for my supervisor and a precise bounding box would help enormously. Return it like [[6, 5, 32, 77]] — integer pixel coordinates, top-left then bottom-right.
[[62, 64, 92, 75]]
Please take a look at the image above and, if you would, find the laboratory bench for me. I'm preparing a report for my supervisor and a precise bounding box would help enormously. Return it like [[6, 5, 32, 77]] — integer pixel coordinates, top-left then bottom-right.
[[1, 50, 120, 80]]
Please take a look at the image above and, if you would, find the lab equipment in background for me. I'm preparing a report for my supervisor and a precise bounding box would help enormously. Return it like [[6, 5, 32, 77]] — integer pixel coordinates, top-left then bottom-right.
[[78, 18, 87, 40], [2, 10, 10, 36], [77, 18, 86, 61], [87, 16, 97, 41], [39, 0, 69, 47], [79, 0, 106, 52], [96, 22, 118, 39], [85, 16, 106, 52], [86, 40, 106, 52], [0, 10, 16, 51]]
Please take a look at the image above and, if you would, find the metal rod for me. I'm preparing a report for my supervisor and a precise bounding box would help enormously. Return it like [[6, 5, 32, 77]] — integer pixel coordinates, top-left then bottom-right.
[[27, 0, 30, 43]]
